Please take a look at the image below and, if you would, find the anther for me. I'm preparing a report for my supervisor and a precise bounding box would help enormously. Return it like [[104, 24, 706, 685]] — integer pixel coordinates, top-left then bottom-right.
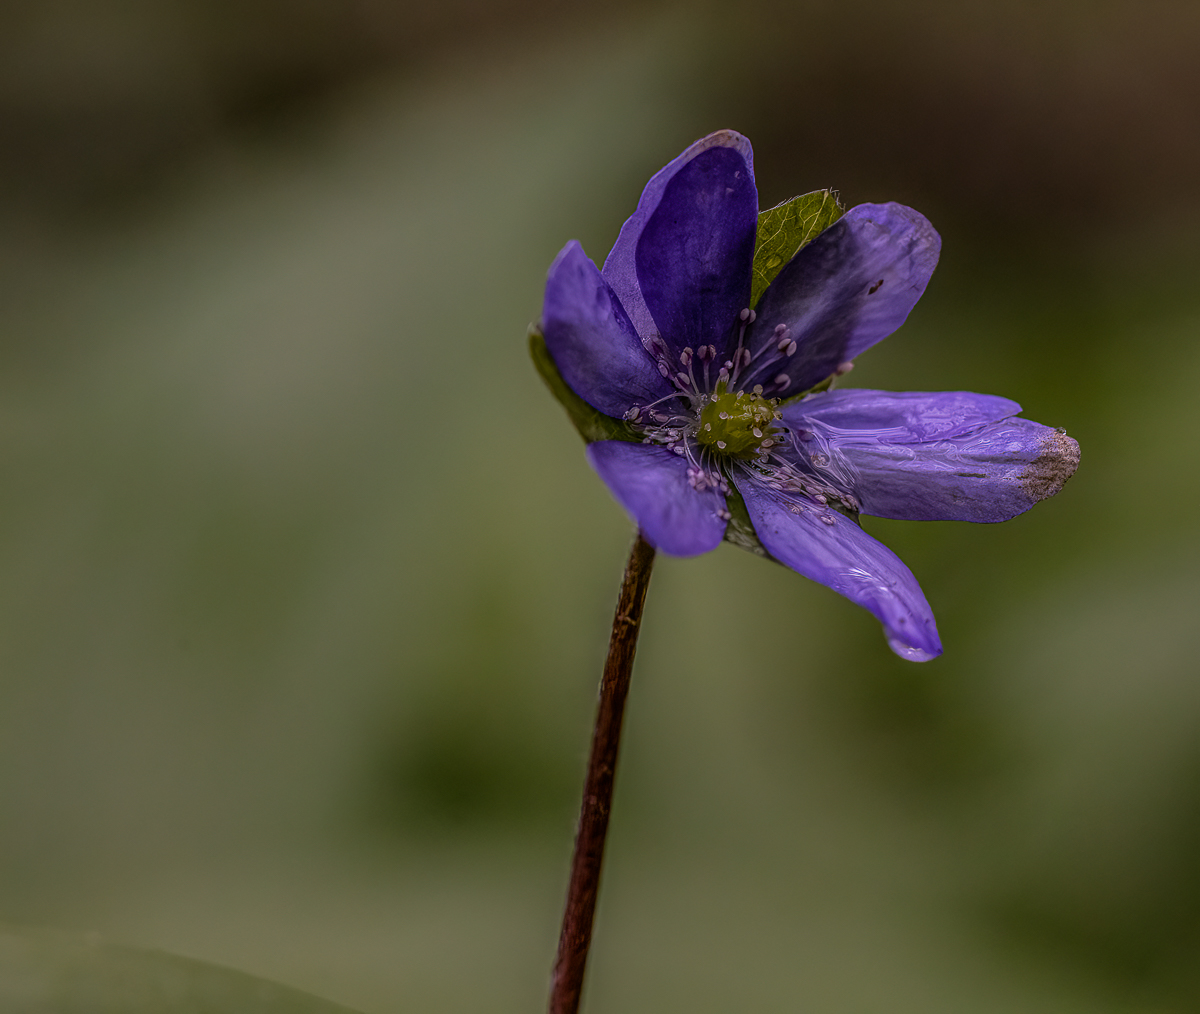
[[624, 407, 641, 421], [774, 374, 791, 391], [752, 384, 763, 395], [657, 363, 670, 377], [836, 360, 854, 375], [739, 308, 751, 322], [717, 440, 727, 449], [680, 349, 692, 366], [675, 372, 691, 386], [752, 427, 762, 438], [784, 340, 797, 356]]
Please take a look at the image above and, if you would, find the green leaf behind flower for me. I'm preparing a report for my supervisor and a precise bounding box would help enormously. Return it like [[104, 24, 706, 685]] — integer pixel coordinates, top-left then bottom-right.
[[721, 483, 769, 556], [750, 191, 844, 309], [528, 326, 640, 445], [0, 923, 363, 1014]]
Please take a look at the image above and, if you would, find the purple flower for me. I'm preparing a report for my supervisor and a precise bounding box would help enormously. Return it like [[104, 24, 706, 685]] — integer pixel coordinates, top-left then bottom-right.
[[536, 131, 1079, 661]]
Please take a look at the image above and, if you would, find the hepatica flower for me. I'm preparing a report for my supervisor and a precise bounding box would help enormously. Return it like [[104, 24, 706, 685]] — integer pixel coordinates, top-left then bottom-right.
[[534, 130, 1079, 661]]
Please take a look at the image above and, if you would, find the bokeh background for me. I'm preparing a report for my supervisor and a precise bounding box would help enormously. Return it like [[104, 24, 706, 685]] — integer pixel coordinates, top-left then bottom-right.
[[2, 1, 1199, 1011]]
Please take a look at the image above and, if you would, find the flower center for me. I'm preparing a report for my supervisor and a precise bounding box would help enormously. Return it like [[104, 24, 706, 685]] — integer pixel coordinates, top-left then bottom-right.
[[695, 386, 781, 458]]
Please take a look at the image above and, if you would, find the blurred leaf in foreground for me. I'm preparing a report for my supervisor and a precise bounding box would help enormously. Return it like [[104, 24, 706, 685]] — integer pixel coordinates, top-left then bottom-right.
[[0, 925, 362, 1014]]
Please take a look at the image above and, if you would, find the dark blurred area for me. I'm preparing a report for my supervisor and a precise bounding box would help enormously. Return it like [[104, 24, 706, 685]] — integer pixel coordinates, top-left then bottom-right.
[[1, 2, 1199, 1013], [0, 0, 625, 214], [3, 0, 1197, 236]]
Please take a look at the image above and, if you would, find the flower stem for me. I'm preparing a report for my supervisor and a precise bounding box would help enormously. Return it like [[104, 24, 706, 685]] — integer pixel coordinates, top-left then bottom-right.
[[548, 532, 656, 1014]]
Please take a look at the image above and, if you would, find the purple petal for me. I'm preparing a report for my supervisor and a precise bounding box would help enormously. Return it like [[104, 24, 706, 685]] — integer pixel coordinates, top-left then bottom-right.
[[735, 469, 942, 661], [742, 203, 941, 396], [634, 145, 758, 358], [542, 241, 675, 418], [783, 388, 1021, 441], [602, 131, 756, 357], [783, 389, 1081, 522], [588, 441, 727, 557]]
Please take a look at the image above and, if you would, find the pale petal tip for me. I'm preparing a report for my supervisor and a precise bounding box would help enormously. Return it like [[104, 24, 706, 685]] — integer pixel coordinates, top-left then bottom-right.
[[887, 635, 942, 662], [1020, 429, 1081, 503]]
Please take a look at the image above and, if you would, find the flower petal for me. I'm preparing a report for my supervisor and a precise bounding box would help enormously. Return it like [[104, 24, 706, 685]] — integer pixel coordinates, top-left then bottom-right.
[[602, 131, 757, 358], [634, 145, 759, 358], [542, 241, 675, 418], [742, 203, 941, 396], [735, 470, 942, 661], [783, 389, 1081, 522], [783, 388, 1021, 441], [587, 440, 728, 557]]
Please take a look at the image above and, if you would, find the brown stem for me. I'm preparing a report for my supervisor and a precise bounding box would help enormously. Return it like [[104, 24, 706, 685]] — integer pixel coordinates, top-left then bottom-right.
[[548, 532, 657, 1014]]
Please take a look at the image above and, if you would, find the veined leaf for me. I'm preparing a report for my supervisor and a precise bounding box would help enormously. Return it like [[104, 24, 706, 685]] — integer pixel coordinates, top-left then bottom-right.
[[750, 190, 843, 308]]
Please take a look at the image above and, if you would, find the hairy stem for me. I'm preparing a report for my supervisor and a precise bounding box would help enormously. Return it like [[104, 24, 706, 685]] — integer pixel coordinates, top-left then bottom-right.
[[548, 532, 657, 1014]]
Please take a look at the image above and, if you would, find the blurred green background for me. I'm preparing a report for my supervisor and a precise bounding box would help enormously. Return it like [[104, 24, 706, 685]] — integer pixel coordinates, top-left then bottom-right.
[[1, 1, 1199, 1011]]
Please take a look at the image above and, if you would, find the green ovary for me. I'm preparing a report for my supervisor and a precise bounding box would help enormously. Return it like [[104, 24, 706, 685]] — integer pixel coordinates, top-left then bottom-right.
[[695, 387, 781, 458]]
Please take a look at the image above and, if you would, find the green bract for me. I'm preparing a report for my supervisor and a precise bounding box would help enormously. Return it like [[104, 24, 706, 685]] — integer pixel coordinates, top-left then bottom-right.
[[749, 190, 843, 309]]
